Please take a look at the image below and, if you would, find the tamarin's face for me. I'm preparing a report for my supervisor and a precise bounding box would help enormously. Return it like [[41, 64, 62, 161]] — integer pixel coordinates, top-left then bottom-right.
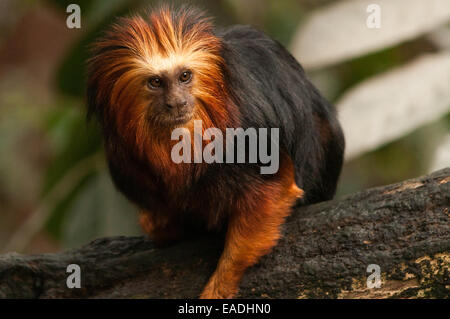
[[145, 66, 195, 126], [88, 8, 231, 146]]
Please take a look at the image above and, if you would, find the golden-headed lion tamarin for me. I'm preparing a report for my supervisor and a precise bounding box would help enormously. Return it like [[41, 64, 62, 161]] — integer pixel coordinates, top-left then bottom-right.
[[87, 5, 344, 298]]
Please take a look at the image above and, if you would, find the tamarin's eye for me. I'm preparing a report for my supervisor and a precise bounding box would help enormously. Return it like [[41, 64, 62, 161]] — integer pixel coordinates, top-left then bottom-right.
[[179, 70, 192, 83], [148, 77, 163, 89]]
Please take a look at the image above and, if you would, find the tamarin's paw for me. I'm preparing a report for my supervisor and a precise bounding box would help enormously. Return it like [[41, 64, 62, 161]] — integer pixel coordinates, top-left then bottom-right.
[[151, 235, 180, 248], [139, 212, 183, 247], [199, 288, 236, 299], [291, 183, 305, 199], [139, 212, 155, 235], [199, 276, 238, 299], [149, 228, 184, 248]]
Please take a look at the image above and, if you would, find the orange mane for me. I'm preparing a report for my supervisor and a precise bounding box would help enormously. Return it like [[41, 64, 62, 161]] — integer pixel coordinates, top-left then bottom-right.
[[88, 6, 239, 173]]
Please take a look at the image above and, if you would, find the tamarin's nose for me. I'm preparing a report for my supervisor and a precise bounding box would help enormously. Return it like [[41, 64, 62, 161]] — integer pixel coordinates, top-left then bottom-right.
[[166, 100, 187, 110]]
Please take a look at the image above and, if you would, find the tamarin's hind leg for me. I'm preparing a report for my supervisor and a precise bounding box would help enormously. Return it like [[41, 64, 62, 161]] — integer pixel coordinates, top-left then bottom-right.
[[200, 161, 303, 299], [139, 211, 183, 247]]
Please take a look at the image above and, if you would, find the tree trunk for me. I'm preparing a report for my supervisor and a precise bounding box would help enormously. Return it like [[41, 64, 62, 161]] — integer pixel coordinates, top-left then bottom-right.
[[0, 168, 448, 299]]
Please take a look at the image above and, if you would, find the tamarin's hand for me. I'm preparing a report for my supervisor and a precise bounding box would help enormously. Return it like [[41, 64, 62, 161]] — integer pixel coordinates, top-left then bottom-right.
[[87, 5, 344, 299]]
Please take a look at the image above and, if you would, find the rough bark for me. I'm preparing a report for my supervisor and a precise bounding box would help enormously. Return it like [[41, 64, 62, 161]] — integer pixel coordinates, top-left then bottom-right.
[[0, 168, 448, 299]]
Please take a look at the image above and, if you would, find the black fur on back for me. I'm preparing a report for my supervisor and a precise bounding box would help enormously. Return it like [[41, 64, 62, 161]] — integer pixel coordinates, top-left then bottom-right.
[[218, 25, 345, 204]]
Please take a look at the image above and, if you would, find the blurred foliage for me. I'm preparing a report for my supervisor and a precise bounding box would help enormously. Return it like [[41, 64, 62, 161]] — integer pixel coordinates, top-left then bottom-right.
[[313, 36, 439, 104], [55, 0, 137, 96], [337, 114, 450, 196], [0, 0, 448, 253]]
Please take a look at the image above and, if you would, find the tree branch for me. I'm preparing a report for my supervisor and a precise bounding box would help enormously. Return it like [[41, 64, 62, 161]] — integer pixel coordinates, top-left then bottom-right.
[[0, 168, 448, 298]]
